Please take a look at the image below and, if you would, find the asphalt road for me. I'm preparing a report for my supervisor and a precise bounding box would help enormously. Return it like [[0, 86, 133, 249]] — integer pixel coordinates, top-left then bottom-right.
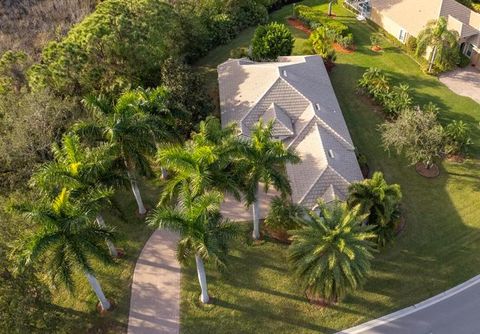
[[339, 276, 480, 334]]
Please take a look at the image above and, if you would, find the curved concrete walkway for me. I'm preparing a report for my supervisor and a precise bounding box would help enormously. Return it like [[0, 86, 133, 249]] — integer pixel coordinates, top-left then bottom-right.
[[338, 274, 480, 334], [128, 229, 180, 334]]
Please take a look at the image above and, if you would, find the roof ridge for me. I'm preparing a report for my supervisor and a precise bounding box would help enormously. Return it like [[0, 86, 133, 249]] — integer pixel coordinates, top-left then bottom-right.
[[270, 104, 294, 135], [299, 166, 350, 206], [314, 116, 355, 151], [298, 166, 328, 204], [286, 117, 317, 149], [238, 77, 284, 133]]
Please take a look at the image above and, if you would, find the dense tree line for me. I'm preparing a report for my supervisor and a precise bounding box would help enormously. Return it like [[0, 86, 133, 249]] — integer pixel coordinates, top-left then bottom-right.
[[0, 0, 305, 331]]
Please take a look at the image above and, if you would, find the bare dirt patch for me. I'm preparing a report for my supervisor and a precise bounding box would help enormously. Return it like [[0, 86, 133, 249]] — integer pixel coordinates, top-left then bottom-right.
[[287, 17, 312, 35], [415, 163, 440, 178]]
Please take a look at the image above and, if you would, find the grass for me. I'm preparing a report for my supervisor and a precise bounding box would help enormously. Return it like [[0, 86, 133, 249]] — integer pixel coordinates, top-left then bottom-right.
[[46, 181, 159, 333], [183, 1, 480, 333]]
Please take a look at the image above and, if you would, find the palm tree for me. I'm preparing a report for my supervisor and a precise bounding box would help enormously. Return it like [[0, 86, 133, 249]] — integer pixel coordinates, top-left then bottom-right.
[[30, 133, 121, 256], [147, 188, 238, 303], [236, 120, 300, 240], [128, 86, 181, 179], [73, 90, 166, 215], [347, 172, 402, 246], [158, 117, 243, 203], [416, 17, 459, 73], [288, 200, 376, 304], [15, 188, 115, 310], [328, 0, 338, 16]]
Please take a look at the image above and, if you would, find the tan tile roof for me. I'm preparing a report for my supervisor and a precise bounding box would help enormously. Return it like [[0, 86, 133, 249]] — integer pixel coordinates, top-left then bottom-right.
[[218, 56, 363, 209]]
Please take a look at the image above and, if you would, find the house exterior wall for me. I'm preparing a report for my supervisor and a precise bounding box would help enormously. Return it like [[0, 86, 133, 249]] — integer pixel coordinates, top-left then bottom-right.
[[370, 7, 407, 42]]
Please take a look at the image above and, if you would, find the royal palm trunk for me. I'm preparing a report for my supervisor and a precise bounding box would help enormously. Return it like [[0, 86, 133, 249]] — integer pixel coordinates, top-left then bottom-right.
[[251, 184, 261, 240], [96, 214, 118, 258], [195, 254, 209, 303], [85, 272, 111, 311], [127, 170, 146, 215]]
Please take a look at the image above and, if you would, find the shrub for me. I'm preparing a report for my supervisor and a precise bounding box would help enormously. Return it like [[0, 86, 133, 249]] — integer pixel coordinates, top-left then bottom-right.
[[444, 120, 472, 155], [309, 27, 337, 61], [405, 36, 417, 53], [370, 33, 382, 46], [251, 22, 294, 61], [458, 53, 471, 67], [324, 20, 349, 38], [383, 83, 413, 117], [337, 33, 354, 49], [264, 196, 305, 232], [358, 67, 390, 101]]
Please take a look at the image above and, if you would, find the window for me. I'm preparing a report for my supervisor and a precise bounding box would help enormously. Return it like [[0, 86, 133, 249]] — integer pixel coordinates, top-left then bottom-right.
[[398, 29, 406, 42], [465, 44, 474, 58]]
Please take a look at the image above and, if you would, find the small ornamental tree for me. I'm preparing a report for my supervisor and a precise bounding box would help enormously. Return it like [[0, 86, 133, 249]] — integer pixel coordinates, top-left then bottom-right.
[[380, 107, 444, 170], [251, 22, 294, 61]]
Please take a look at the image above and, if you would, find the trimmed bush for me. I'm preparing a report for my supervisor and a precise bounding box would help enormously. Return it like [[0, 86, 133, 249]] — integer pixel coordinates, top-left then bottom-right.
[[458, 53, 471, 67], [251, 22, 294, 61], [337, 33, 354, 49]]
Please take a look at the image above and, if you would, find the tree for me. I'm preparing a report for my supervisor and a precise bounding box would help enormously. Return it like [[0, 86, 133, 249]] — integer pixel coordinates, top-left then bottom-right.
[[251, 22, 294, 61], [416, 17, 459, 73], [73, 90, 165, 215], [288, 201, 376, 304], [444, 120, 472, 155], [236, 120, 300, 240], [328, 0, 338, 16], [30, 133, 121, 256], [147, 189, 238, 303], [158, 117, 243, 203], [347, 172, 402, 246], [14, 188, 115, 310], [28, 0, 187, 97], [380, 107, 444, 169]]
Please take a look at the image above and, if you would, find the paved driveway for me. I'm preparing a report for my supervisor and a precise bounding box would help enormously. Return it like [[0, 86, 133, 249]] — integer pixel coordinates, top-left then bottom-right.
[[439, 67, 480, 104], [338, 275, 480, 334]]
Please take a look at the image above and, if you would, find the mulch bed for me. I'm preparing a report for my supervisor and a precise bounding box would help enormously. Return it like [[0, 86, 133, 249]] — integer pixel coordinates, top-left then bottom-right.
[[333, 43, 355, 54], [371, 45, 382, 52], [287, 17, 312, 35], [265, 228, 292, 244], [446, 154, 465, 163], [305, 290, 335, 308], [415, 163, 440, 178]]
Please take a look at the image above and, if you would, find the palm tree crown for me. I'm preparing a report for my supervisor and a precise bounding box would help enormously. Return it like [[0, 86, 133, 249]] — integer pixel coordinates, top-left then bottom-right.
[[416, 17, 459, 72], [147, 187, 238, 303], [158, 117, 243, 203], [236, 120, 300, 239], [15, 189, 114, 291], [347, 172, 402, 246], [288, 200, 376, 304]]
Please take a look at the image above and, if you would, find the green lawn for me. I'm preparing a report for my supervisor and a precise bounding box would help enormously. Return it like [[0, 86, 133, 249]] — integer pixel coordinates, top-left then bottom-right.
[[184, 1, 480, 333]]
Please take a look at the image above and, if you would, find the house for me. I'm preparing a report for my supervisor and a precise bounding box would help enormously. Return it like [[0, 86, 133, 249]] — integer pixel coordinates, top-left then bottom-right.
[[217, 56, 363, 215], [346, 0, 480, 67]]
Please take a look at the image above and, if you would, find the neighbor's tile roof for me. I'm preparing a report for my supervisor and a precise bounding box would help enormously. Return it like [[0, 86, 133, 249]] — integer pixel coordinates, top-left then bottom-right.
[[218, 56, 363, 208]]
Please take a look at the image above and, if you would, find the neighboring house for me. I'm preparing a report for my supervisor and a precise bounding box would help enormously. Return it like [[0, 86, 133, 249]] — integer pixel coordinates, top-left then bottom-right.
[[218, 56, 363, 210], [346, 0, 480, 67]]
